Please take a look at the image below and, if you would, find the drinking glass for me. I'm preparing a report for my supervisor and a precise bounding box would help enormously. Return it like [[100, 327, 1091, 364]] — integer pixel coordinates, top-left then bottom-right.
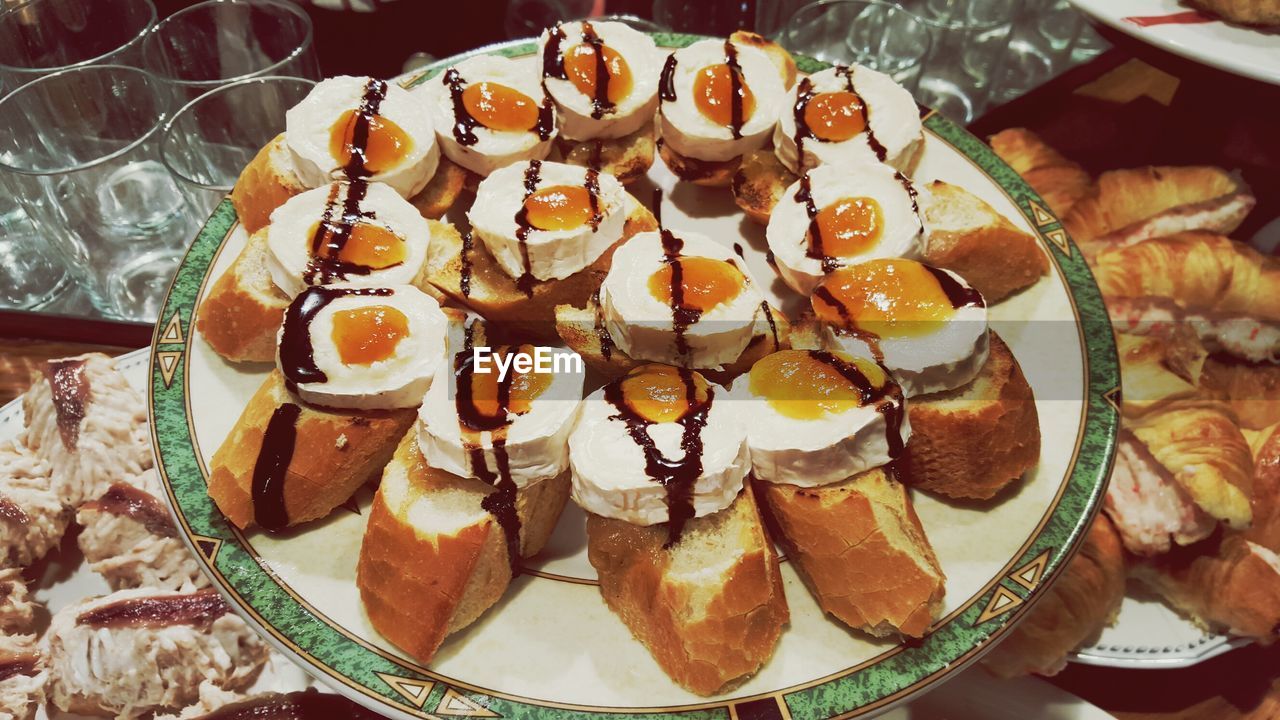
[[898, 0, 1016, 123], [652, 0, 758, 35], [142, 0, 320, 104], [160, 76, 315, 219], [0, 0, 156, 88], [0, 65, 196, 323], [779, 0, 932, 93], [989, 0, 1084, 105]]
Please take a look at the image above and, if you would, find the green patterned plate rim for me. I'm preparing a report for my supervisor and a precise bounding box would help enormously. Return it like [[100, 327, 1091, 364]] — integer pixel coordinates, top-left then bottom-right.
[[149, 33, 1120, 720]]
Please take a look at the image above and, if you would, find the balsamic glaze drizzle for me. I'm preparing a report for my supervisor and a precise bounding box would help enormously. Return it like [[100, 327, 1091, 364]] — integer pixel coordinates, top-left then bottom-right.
[[652, 186, 664, 227], [603, 368, 711, 546], [815, 281, 885, 363], [791, 76, 815, 165], [659, 229, 701, 359], [840, 66, 887, 162], [896, 169, 926, 238], [591, 288, 615, 360], [542, 23, 568, 80], [808, 350, 904, 458], [760, 301, 780, 348], [796, 173, 840, 274], [659, 54, 678, 102], [459, 230, 474, 298], [251, 402, 302, 532], [303, 180, 396, 285], [443, 68, 480, 147], [724, 40, 747, 140], [453, 332, 524, 573], [581, 21, 615, 119], [512, 160, 544, 296], [923, 264, 985, 309], [585, 168, 603, 231], [341, 79, 389, 179], [279, 286, 396, 385]]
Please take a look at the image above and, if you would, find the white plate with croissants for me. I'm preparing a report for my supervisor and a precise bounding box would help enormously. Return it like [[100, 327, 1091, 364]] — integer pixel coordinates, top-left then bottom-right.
[[146, 28, 1119, 719]]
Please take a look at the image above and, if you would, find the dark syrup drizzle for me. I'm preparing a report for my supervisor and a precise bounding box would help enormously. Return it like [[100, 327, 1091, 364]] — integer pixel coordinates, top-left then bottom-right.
[[459, 230, 474, 298], [840, 66, 887, 162], [512, 160, 544, 296], [896, 169, 926, 238], [808, 350, 905, 458], [603, 369, 711, 546], [760, 301, 780, 348], [795, 173, 840, 274], [340, 79, 389, 179], [303, 180, 398, 285], [542, 23, 568, 80], [791, 76, 815, 165], [590, 288, 615, 360], [279, 286, 396, 385], [659, 54, 678, 102], [252, 402, 302, 532], [923, 263, 985, 308], [453, 325, 523, 574], [585, 168, 603, 231], [659, 229, 702, 359], [443, 68, 480, 146], [581, 21, 615, 119], [724, 40, 747, 140], [813, 285, 885, 363]]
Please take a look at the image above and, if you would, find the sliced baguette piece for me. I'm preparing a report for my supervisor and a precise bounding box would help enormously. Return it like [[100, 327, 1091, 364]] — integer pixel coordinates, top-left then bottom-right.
[[427, 195, 659, 345], [731, 148, 797, 225], [754, 468, 946, 638], [585, 484, 789, 696], [899, 332, 1041, 500], [196, 230, 289, 363], [207, 369, 416, 530], [553, 296, 791, 385], [921, 181, 1049, 304], [730, 31, 798, 90], [557, 121, 656, 185], [230, 133, 470, 235], [357, 430, 571, 664], [657, 138, 741, 187], [196, 219, 453, 364]]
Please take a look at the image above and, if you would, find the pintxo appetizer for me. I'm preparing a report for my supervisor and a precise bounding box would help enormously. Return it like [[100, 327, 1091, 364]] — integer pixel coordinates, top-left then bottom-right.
[[657, 34, 792, 186], [358, 320, 579, 663], [743, 349, 946, 637], [538, 20, 663, 184], [425, 54, 557, 180], [0, 439, 69, 570], [207, 284, 450, 529], [810, 259, 1040, 500], [569, 364, 788, 695], [426, 160, 658, 342], [200, 179, 449, 362], [232, 75, 466, 233]]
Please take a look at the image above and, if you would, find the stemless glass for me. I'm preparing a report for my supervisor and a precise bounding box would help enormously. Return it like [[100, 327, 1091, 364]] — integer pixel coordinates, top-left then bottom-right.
[[898, 0, 1015, 123], [779, 0, 932, 93], [142, 0, 320, 104], [0, 65, 196, 323], [988, 0, 1084, 105], [0, 0, 156, 88], [160, 76, 315, 219]]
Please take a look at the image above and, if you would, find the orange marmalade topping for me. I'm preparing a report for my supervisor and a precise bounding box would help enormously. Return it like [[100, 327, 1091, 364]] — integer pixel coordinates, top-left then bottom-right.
[[617, 364, 710, 423], [462, 82, 540, 133], [811, 258, 958, 338], [329, 110, 412, 175], [564, 42, 633, 104], [523, 185, 594, 231], [309, 220, 407, 270], [693, 64, 755, 129], [748, 349, 888, 419], [466, 345, 553, 422], [808, 196, 883, 259], [647, 256, 745, 314], [330, 305, 409, 366], [804, 91, 867, 142]]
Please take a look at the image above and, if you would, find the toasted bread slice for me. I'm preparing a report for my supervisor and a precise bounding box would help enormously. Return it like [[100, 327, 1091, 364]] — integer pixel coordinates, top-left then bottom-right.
[[229, 133, 470, 235], [196, 230, 289, 364], [657, 138, 741, 187], [899, 332, 1040, 500], [427, 196, 659, 345], [557, 121, 656, 185], [207, 369, 416, 530], [731, 149, 797, 225], [357, 430, 571, 664], [922, 181, 1049, 304], [730, 31, 798, 90], [553, 296, 791, 384], [755, 468, 946, 638], [196, 220, 452, 364], [585, 484, 789, 696]]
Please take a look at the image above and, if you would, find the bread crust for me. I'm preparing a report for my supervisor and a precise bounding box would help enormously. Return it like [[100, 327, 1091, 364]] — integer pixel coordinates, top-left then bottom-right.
[[585, 485, 789, 696], [1188, 0, 1280, 25], [557, 121, 656, 185], [988, 128, 1091, 220], [1200, 356, 1280, 430], [196, 230, 289, 364], [729, 31, 798, 90], [357, 431, 572, 664], [899, 332, 1041, 500], [922, 181, 1049, 303], [982, 514, 1127, 677], [658, 139, 740, 187], [553, 296, 791, 385], [755, 469, 946, 638], [731, 149, 797, 225], [207, 369, 416, 529], [426, 196, 659, 344], [230, 134, 306, 236]]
